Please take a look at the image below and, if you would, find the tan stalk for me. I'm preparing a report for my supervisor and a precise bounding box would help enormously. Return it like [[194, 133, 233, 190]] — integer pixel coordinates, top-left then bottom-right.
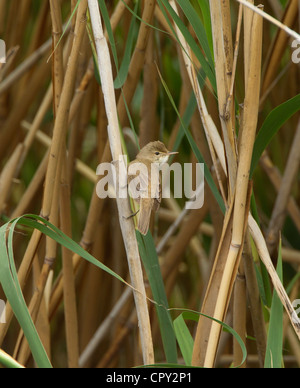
[[87, 0, 154, 365], [60, 157, 80, 368], [209, 0, 237, 199], [203, 8, 263, 368]]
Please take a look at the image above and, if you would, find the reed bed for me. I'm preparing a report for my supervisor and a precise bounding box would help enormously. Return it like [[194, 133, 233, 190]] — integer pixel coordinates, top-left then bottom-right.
[[0, 0, 300, 368]]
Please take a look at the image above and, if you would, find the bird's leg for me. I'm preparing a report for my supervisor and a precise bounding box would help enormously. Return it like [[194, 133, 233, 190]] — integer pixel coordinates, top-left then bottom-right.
[[123, 209, 139, 220]]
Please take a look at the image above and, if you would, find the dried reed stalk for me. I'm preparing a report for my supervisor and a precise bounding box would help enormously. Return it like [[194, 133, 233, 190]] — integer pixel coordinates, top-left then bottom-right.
[[201, 8, 263, 368], [87, 0, 154, 365], [60, 157, 79, 368], [50, 0, 80, 368], [209, 0, 237, 199]]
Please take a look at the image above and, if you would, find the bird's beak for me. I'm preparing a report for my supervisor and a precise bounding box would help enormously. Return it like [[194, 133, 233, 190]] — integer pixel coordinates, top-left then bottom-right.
[[167, 151, 179, 155]]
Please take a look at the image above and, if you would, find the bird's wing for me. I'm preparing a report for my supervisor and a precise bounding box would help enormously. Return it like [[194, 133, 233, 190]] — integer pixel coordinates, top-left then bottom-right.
[[128, 160, 149, 201]]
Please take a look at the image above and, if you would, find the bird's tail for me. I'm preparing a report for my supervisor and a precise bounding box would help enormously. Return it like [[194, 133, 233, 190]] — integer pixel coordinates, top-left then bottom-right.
[[138, 201, 152, 235]]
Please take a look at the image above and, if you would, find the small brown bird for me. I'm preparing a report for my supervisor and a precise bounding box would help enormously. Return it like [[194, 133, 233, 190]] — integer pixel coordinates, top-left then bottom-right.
[[128, 141, 178, 235]]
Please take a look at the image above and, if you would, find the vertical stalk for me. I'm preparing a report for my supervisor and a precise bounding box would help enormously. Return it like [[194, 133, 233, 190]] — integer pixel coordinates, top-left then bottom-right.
[[203, 7, 263, 368], [209, 0, 237, 199], [87, 0, 154, 365], [60, 156, 79, 368]]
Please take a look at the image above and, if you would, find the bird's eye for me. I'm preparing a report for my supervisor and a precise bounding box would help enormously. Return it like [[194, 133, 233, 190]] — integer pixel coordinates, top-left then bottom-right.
[[155, 152, 160, 155]]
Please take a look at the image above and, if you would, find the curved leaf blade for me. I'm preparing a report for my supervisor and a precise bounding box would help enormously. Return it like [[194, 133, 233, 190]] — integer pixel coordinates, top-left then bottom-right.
[[251, 93, 300, 176]]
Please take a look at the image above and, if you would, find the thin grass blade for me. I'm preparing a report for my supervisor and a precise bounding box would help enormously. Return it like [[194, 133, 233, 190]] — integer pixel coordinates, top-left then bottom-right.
[[136, 231, 178, 364], [251, 93, 300, 176], [264, 239, 284, 368]]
